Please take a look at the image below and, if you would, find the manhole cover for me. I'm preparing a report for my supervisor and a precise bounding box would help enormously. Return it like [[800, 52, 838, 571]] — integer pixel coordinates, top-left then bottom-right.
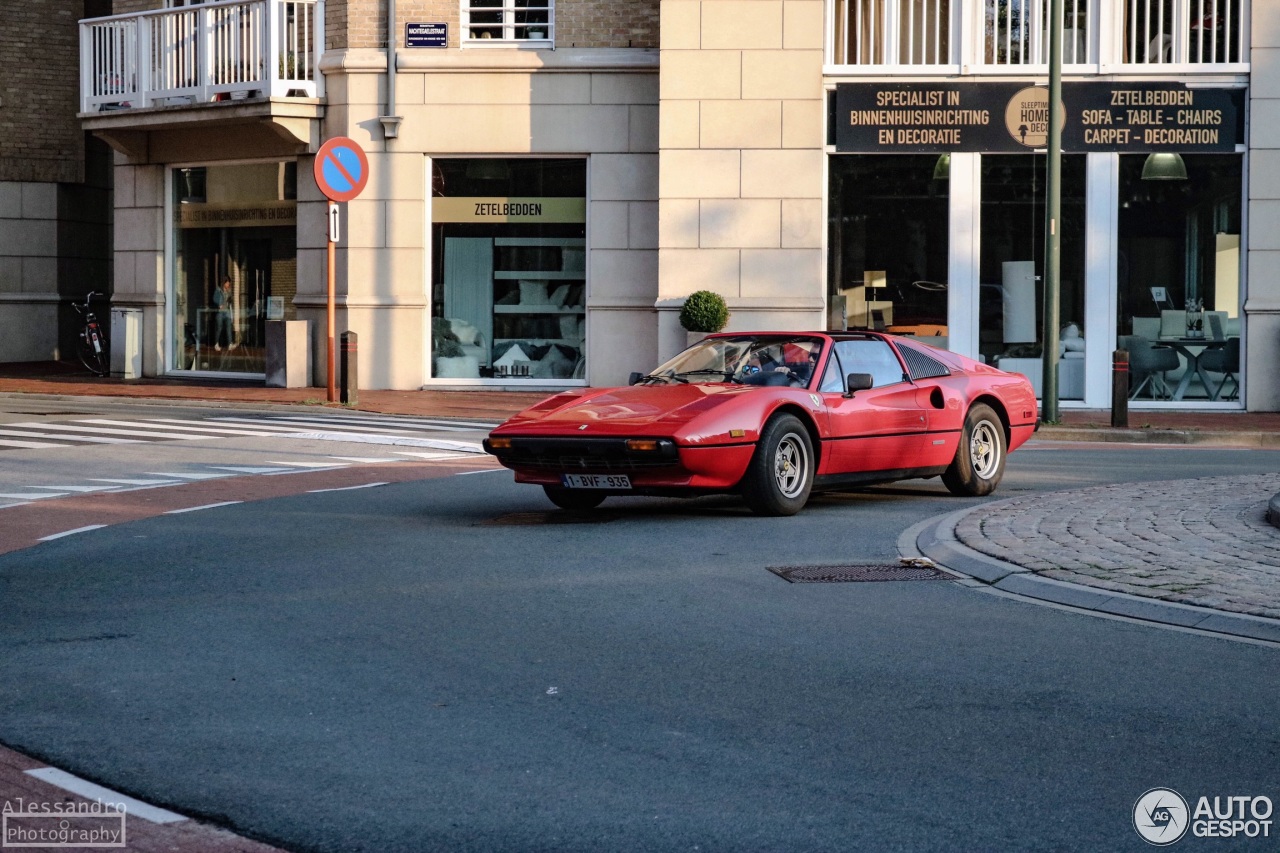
[[768, 563, 951, 583], [479, 511, 618, 526]]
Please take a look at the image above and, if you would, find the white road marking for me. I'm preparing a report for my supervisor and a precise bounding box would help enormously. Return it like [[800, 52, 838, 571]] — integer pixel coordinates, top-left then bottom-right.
[[393, 451, 468, 460], [0, 438, 63, 449], [208, 466, 292, 474], [204, 418, 325, 432], [8, 422, 211, 440], [83, 418, 284, 437], [165, 501, 244, 514], [0, 428, 139, 444], [271, 414, 489, 432], [455, 469, 505, 475], [279, 432, 486, 451], [265, 461, 348, 468], [246, 417, 431, 436], [307, 482, 390, 493], [146, 472, 233, 480], [25, 768, 187, 824], [29, 484, 116, 493], [0, 492, 70, 500], [90, 478, 182, 486], [324, 456, 402, 463], [38, 525, 107, 541]]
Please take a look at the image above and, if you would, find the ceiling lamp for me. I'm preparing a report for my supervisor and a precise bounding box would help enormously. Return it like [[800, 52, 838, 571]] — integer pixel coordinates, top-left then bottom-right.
[[1141, 152, 1187, 181], [932, 153, 951, 180]]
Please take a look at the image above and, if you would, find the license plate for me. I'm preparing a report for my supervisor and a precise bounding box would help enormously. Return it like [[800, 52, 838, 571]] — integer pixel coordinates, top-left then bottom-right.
[[561, 473, 631, 490]]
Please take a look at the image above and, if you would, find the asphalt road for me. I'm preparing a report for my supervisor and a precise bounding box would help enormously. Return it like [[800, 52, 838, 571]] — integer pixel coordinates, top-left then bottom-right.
[[1, 409, 1278, 852]]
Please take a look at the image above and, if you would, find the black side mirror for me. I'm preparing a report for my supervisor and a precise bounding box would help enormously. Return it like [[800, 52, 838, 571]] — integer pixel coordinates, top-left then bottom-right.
[[845, 373, 874, 398], [628, 372, 643, 386]]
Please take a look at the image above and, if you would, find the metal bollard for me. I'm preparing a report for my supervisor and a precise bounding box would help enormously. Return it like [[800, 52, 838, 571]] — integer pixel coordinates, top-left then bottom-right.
[[1111, 348, 1128, 428], [340, 331, 358, 406]]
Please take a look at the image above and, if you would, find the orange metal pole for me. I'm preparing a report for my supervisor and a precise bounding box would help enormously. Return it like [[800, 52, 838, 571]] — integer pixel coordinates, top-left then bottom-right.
[[327, 231, 336, 402]]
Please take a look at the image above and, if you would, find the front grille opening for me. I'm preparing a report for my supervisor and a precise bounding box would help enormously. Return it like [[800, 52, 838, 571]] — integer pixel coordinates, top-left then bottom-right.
[[768, 563, 952, 583]]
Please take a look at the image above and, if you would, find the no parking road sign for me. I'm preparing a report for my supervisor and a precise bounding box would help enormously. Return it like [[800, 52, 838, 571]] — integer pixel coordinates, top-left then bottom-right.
[[313, 136, 369, 202]]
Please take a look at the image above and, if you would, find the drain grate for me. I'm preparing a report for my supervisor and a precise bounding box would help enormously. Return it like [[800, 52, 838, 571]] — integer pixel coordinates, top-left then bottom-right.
[[768, 563, 952, 583], [479, 511, 618, 526]]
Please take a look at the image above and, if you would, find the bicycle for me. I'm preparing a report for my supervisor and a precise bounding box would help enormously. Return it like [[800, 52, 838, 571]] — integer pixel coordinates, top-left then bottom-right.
[[74, 291, 108, 376]]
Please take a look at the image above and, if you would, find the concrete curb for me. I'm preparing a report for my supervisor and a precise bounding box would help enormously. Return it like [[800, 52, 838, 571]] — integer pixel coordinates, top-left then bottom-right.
[[1038, 425, 1280, 448], [900, 507, 1280, 645]]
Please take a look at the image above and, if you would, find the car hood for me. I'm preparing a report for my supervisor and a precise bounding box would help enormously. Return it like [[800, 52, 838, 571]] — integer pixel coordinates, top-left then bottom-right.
[[497, 384, 752, 434]]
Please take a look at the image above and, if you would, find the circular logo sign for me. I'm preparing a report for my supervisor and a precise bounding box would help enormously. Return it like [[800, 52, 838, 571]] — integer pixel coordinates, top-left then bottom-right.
[[1133, 788, 1190, 846], [1005, 86, 1050, 148]]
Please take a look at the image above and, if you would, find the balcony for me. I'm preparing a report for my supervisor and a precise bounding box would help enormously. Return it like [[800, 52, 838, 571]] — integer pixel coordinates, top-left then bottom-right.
[[80, 0, 322, 113], [827, 0, 1248, 74]]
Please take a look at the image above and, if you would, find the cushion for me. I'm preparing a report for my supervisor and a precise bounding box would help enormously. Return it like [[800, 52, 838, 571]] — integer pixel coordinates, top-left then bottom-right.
[[532, 346, 572, 379], [559, 314, 583, 341], [549, 285, 570, 307], [434, 355, 479, 378], [447, 318, 481, 346], [493, 343, 532, 369], [519, 280, 551, 305]]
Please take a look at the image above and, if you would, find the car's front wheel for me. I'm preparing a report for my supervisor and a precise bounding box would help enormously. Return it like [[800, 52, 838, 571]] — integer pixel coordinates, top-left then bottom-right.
[[741, 413, 814, 516], [543, 485, 607, 511], [941, 403, 1006, 497]]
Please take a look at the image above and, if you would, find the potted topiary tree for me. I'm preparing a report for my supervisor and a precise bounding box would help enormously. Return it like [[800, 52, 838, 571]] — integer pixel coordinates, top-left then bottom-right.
[[679, 290, 729, 346]]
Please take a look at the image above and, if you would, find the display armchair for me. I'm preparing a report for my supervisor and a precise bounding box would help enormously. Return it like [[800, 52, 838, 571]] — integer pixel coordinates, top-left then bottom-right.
[[1120, 335, 1180, 400], [1199, 337, 1240, 401]]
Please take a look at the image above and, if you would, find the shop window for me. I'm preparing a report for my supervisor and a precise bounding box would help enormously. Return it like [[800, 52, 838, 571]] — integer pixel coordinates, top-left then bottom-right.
[[1122, 0, 1244, 65], [171, 162, 298, 375], [828, 155, 950, 345], [430, 159, 586, 383], [462, 0, 553, 44], [980, 155, 1086, 400], [1117, 153, 1242, 403], [982, 0, 1093, 66]]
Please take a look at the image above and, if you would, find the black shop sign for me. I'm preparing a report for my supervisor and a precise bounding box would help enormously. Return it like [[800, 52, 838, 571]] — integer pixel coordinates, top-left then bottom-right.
[[834, 82, 1243, 153]]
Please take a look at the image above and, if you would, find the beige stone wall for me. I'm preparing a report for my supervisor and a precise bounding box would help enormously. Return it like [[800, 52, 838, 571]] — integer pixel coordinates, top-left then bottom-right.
[[1248, 0, 1280, 411], [337, 0, 658, 50], [302, 57, 658, 388], [656, 0, 825, 360]]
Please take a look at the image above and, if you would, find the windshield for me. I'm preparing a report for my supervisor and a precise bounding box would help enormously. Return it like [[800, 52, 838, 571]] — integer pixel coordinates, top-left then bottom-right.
[[640, 336, 824, 388]]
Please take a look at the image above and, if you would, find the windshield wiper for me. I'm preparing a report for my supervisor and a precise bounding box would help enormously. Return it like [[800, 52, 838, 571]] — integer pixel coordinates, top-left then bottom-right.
[[637, 373, 687, 385], [673, 369, 738, 382]]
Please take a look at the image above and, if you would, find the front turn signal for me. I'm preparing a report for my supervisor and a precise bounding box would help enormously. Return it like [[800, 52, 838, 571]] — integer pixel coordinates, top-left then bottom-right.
[[625, 439, 660, 452], [488, 437, 512, 449]]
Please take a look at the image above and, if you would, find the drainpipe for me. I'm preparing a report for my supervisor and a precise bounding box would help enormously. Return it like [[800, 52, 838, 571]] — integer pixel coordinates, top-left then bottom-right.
[[379, 0, 403, 139]]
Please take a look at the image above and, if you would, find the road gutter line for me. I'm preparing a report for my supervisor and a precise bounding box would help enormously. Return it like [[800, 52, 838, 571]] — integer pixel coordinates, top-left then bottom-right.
[[165, 501, 244, 514], [25, 768, 187, 824], [38, 525, 107, 541]]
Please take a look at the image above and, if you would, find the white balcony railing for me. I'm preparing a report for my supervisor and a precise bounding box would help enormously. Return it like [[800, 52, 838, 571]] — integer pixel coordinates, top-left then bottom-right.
[[80, 0, 322, 113], [827, 0, 1248, 72]]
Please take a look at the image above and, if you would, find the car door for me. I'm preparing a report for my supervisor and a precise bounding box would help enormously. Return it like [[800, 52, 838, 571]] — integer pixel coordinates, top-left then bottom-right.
[[817, 338, 931, 475]]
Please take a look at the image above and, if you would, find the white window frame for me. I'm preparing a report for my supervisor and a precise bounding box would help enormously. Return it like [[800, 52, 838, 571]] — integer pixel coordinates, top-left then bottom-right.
[[825, 0, 961, 74], [460, 0, 554, 47]]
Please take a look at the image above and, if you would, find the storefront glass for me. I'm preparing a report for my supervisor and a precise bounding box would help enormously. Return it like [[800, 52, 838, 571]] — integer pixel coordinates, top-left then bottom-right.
[[980, 154, 1087, 400], [430, 158, 586, 382], [170, 162, 297, 374], [1117, 153, 1243, 403], [828, 155, 950, 341]]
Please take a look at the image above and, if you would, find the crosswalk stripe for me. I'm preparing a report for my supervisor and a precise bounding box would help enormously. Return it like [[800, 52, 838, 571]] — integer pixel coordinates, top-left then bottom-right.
[[208, 417, 346, 433], [208, 466, 294, 474], [269, 414, 490, 432], [82, 418, 284, 437], [238, 417, 429, 435], [30, 484, 117, 493], [264, 461, 348, 468], [326, 456, 401, 463], [8, 422, 212, 440], [90, 478, 182, 486], [0, 438, 64, 449], [0, 491, 70, 500], [0, 428, 140, 444], [146, 472, 232, 480]]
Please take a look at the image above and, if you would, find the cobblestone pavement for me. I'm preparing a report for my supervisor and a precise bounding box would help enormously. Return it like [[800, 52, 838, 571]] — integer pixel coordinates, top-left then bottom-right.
[[955, 474, 1280, 620]]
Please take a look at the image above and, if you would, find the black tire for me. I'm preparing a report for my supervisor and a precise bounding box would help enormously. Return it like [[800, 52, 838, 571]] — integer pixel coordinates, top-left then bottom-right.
[[543, 485, 607, 511], [77, 330, 108, 376], [741, 414, 814, 516], [941, 403, 1006, 497]]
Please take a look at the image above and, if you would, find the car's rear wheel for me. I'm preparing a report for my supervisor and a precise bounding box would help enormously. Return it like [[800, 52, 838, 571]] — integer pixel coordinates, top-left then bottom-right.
[[741, 413, 814, 516], [941, 403, 1006, 497], [543, 485, 607, 511]]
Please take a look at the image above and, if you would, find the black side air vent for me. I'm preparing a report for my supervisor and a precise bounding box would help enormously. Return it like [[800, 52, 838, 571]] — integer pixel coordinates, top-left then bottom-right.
[[899, 344, 952, 381]]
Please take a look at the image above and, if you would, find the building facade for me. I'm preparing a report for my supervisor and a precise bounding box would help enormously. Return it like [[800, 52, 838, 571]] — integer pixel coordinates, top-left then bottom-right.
[[72, 0, 1280, 411], [1, 0, 113, 364]]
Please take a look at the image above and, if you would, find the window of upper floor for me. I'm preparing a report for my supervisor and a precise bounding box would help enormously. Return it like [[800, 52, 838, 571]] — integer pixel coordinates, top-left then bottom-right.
[[462, 0, 554, 47], [828, 0, 1247, 73]]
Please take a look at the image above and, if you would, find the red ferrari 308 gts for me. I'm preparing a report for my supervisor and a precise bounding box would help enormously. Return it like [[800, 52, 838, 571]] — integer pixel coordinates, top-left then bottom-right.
[[483, 332, 1038, 516]]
